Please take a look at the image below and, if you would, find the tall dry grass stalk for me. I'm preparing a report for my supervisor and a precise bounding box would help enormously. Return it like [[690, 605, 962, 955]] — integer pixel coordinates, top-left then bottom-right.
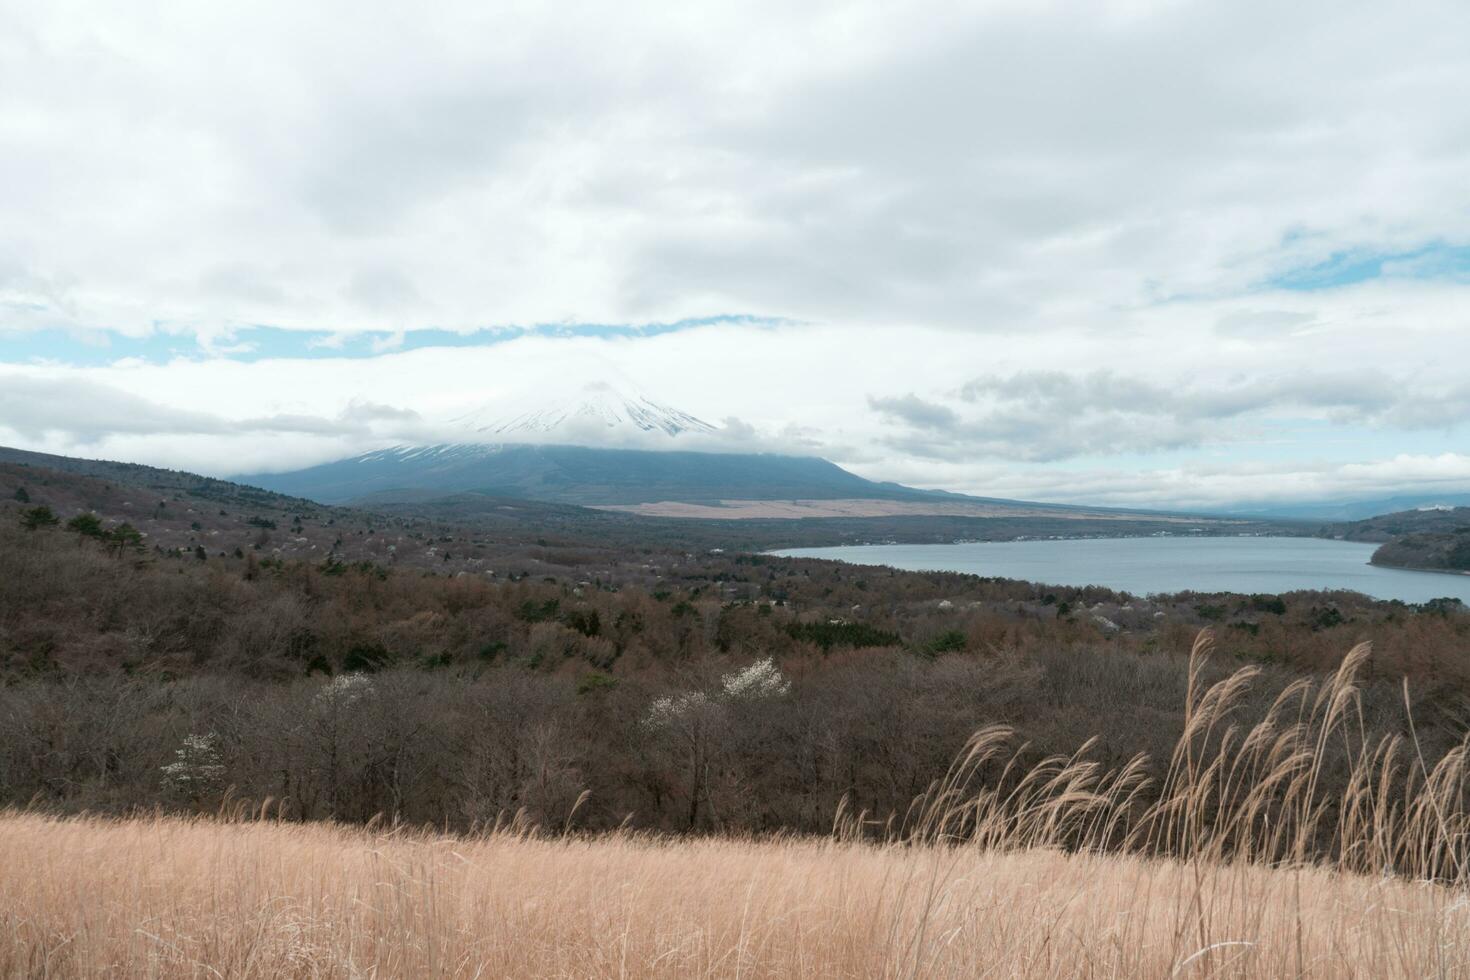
[[3, 632, 1469, 977], [870, 633, 1470, 884], [836, 630, 1470, 976]]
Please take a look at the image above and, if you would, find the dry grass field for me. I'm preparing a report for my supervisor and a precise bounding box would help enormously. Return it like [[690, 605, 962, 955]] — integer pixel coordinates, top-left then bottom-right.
[[4, 634, 1470, 977], [1, 812, 1467, 978]]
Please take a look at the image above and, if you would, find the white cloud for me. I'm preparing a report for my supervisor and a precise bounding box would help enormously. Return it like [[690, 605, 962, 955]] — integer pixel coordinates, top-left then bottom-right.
[[867, 453, 1470, 513], [2, 0, 1469, 508]]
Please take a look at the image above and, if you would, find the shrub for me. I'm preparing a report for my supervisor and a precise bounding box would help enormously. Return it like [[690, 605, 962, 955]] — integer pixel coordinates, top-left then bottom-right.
[[107, 524, 144, 556], [66, 513, 103, 538], [342, 643, 393, 673], [1310, 606, 1346, 631], [20, 506, 59, 531], [927, 630, 967, 654], [566, 609, 601, 637], [576, 671, 618, 696], [518, 598, 560, 623], [786, 621, 900, 651]]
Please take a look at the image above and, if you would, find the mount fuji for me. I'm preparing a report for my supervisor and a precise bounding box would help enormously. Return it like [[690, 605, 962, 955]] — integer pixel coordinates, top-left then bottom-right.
[[238, 384, 1240, 531], [240, 381, 932, 507], [233, 384, 1254, 530]]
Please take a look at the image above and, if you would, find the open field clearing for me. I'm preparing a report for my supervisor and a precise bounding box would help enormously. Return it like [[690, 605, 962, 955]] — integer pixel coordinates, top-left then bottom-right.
[[2, 811, 1468, 979]]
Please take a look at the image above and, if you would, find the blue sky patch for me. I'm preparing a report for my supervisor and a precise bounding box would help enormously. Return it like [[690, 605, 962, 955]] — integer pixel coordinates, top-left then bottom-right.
[[0, 315, 786, 368], [1268, 243, 1470, 291]]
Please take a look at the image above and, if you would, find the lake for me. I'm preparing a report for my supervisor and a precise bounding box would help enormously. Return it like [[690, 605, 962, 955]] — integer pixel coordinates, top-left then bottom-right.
[[774, 536, 1470, 605]]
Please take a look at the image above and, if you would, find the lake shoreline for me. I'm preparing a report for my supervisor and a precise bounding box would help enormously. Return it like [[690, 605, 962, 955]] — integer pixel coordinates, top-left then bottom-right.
[[777, 536, 1470, 606], [1370, 559, 1470, 577]]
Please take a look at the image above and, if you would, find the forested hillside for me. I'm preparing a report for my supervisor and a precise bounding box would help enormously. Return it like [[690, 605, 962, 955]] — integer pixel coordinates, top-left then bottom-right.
[[4, 477, 1468, 833], [1326, 504, 1470, 574]]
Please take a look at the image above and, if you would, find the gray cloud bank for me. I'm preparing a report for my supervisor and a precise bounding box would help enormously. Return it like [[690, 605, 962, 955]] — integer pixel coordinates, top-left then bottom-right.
[[0, 376, 430, 445], [1, 1, 1469, 338], [871, 371, 1470, 461]]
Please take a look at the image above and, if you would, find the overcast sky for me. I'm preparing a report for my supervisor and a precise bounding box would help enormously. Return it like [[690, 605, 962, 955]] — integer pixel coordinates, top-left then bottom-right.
[[2, 0, 1469, 509]]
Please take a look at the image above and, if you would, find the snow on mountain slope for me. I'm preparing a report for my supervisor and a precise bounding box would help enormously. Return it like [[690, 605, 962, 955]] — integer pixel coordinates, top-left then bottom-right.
[[451, 381, 718, 444]]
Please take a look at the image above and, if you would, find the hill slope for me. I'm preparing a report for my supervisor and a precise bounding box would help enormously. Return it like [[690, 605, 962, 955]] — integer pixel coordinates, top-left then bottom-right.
[[0, 445, 311, 511], [1327, 505, 1470, 574]]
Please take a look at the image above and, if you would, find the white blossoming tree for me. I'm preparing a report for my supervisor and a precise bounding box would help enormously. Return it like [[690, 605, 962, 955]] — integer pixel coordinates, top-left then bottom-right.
[[642, 691, 712, 729], [720, 657, 791, 701], [160, 732, 226, 805], [307, 672, 377, 817], [642, 657, 791, 828], [314, 672, 375, 708]]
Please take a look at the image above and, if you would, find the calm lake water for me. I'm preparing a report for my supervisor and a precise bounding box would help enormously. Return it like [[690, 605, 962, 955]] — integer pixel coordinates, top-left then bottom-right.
[[774, 536, 1470, 604]]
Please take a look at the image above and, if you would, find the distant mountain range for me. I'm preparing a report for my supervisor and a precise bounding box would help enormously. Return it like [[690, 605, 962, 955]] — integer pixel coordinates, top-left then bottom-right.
[[1232, 493, 1470, 522]]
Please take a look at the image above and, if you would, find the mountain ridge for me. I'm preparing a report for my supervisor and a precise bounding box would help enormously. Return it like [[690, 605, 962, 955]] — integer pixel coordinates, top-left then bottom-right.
[[1232, 493, 1470, 522]]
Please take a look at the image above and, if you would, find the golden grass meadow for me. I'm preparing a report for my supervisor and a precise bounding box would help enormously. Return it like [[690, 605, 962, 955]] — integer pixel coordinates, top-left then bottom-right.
[[4, 634, 1470, 978]]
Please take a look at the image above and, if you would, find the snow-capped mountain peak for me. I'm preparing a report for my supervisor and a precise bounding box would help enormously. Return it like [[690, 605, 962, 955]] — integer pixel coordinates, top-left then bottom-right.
[[451, 381, 718, 445]]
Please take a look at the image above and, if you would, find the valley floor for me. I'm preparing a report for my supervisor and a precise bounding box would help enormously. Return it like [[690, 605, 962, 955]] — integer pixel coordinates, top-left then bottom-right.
[[1, 812, 1464, 979]]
